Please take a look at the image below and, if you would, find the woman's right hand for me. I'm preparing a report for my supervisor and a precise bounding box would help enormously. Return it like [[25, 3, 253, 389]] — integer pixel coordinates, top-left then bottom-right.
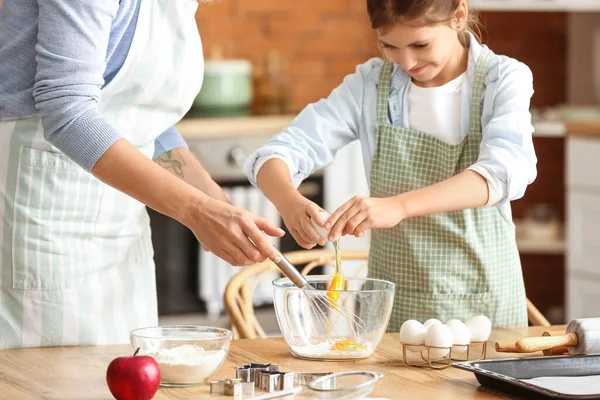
[[187, 195, 285, 266], [278, 193, 327, 249]]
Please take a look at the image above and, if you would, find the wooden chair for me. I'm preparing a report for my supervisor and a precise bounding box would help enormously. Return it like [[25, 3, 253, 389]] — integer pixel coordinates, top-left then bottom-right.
[[224, 249, 550, 339]]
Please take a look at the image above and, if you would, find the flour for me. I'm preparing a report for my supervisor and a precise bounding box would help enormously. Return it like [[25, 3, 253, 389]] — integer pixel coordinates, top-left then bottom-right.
[[145, 344, 227, 385], [291, 342, 373, 359]]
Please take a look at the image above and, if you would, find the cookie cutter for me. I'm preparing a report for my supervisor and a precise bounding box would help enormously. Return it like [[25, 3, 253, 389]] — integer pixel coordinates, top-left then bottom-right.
[[258, 371, 294, 392], [235, 362, 280, 386], [210, 378, 254, 396]]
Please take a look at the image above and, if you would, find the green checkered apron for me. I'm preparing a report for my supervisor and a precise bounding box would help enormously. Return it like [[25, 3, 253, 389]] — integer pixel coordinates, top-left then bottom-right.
[[0, 0, 203, 348], [368, 47, 527, 332]]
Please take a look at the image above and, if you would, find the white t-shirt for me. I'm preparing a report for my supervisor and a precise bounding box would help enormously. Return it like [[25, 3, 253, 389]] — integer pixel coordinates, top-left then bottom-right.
[[407, 72, 502, 206]]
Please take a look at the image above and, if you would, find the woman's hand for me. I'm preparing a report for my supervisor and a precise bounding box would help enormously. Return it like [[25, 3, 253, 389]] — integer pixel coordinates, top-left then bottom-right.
[[326, 196, 406, 240], [186, 195, 285, 266]]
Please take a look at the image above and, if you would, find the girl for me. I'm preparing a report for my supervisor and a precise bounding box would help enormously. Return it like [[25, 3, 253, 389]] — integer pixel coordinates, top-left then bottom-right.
[[244, 0, 537, 331]]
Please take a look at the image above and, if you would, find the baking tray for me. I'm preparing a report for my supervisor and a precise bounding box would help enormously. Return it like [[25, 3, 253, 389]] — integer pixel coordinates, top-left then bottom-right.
[[453, 354, 600, 399]]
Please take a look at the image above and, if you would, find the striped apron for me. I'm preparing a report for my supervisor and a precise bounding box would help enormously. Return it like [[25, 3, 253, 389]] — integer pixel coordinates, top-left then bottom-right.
[[0, 0, 203, 348]]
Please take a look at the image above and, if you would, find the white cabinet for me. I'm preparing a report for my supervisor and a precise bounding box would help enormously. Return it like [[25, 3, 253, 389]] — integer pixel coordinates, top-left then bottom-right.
[[566, 136, 600, 321], [567, 138, 600, 190], [567, 191, 600, 277], [567, 277, 600, 319], [470, 0, 600, 11]]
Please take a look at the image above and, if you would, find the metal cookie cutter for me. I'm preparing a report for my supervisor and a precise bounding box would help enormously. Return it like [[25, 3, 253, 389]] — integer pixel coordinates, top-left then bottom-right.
[[210, 378, 254, 396], [259, 371, 295, 393], [297, 372, 334, 387], [236, 363, 280, 387]]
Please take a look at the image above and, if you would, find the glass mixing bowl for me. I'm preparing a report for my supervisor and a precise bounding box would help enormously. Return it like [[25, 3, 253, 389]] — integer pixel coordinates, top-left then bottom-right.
[[272, 276, 395, 361], [130, 326, 232, 387]]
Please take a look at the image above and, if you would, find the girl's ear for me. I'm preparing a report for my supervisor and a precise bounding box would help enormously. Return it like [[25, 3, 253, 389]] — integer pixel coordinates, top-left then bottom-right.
[[453, 0, 469, 30]]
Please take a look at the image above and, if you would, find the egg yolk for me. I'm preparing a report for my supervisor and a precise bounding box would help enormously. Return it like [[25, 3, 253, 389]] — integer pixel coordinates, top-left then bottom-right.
[[330, 340, 367, 352], [326, 274, 344, 302]]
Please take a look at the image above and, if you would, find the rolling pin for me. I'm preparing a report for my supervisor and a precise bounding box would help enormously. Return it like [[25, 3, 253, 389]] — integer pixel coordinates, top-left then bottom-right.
[[541, 330, 569, 356], [495, 330, 566, 354], [516, 318, 600, 355]]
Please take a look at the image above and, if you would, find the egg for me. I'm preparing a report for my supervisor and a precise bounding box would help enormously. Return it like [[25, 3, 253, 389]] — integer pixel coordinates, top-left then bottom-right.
[[465, 315, 492, 342], [424, 323, 452, 359], [310, 211, 332, 241], [399, 320, 426, 352], [445, 319, 471, 353], [423, 318, 442, 330]]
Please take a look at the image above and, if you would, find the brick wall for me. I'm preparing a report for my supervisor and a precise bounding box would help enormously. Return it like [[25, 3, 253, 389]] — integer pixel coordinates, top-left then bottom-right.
[[196, 4, 567, 111], [195, 0, 379, 112]]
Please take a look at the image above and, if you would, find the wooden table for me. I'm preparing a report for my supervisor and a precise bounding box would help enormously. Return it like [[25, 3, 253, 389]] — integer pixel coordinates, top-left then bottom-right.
[[0, 326, 564, 399]]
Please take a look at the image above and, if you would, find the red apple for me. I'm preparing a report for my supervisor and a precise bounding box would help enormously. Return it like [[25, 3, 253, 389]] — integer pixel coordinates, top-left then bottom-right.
[[106, 348, 160, 400]]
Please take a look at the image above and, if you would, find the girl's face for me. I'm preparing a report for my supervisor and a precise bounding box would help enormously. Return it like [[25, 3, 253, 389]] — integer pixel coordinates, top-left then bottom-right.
[[377, 11, 466, 87]]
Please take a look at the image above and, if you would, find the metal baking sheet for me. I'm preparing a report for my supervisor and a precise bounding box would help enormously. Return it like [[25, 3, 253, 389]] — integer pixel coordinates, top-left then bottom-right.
[[453, 354, 600, 399]]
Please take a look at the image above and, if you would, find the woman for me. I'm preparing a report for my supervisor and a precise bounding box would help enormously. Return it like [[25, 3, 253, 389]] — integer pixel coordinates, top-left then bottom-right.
[[0, 0, 283, 348]]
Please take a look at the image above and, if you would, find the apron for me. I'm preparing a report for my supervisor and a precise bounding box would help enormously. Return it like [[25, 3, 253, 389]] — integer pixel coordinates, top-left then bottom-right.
[[368, 47, 527, 333], [0, 0, 203, 348]]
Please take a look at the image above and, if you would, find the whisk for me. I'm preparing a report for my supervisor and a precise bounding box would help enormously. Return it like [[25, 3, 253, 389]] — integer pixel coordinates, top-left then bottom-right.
[[273, 254, 368, 349]]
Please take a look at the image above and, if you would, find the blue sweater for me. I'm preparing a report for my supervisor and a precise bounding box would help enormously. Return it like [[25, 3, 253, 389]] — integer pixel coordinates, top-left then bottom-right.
[[0, 0, 188, 172]]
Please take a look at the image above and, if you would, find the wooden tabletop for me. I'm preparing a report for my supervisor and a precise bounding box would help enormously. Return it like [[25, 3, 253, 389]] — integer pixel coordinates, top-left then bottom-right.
[[0, 325, 565, 400]]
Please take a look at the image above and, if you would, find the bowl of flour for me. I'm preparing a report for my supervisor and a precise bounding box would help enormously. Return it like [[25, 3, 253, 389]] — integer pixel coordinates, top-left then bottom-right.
[[130, 325, 232, 387]]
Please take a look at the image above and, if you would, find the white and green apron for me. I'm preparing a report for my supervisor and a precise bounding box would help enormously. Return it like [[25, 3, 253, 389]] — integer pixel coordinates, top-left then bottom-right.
[[0, 0, 203, 348], [368, 47, 528, 332]]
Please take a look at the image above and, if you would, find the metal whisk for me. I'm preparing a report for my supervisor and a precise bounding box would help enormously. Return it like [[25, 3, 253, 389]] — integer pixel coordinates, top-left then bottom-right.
[[273, 254, 368, 348]]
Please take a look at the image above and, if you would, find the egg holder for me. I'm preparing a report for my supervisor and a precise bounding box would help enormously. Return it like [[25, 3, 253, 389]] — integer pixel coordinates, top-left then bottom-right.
[[400, 341, 488, 370]]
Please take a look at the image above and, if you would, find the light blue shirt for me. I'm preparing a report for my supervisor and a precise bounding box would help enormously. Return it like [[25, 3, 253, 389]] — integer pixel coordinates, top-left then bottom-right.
[[244, 33, 537, 212], [0, 0, 187, 172]]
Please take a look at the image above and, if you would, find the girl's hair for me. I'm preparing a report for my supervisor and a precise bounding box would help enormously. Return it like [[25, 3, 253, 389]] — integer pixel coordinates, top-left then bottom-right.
[[366, 0, 482, 44]]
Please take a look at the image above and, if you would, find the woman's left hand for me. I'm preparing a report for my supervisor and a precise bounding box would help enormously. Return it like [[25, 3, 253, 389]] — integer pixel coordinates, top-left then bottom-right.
[[326, 196, 406, 241]]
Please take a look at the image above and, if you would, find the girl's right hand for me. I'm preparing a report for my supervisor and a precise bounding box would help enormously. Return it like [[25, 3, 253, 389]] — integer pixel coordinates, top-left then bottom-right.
[[278, 194, 327, 249], [186, 195, 285, 266]]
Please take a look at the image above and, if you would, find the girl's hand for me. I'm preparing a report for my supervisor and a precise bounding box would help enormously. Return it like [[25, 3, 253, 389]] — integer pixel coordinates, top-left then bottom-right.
[[278, 194, 328, 249], [326, 196, 406, 240]]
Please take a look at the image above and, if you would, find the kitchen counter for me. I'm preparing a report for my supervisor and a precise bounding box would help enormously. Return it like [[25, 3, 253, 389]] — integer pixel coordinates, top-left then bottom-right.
[[176, 115, 296, 140], [566, 120, 600, 139], [176, 115, 580, 140], [0, 325, 566, 399]]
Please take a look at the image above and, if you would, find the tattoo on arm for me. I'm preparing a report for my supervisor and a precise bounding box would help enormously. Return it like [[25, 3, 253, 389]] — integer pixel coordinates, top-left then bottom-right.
[[157, 150, 185, 179]]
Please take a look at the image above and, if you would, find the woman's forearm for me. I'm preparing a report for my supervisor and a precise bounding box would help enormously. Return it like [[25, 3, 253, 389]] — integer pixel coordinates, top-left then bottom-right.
[[155, 147, 229, 203], [396, 170, 490, 218], [91, 139, 203, 225]]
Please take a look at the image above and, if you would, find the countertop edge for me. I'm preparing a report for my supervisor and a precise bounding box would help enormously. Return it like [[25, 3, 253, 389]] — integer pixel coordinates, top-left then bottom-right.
[[176, 116, 600, 140]]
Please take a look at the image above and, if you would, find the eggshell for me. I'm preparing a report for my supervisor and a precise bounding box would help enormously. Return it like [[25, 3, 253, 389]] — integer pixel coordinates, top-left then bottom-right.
[[465, 315, 492, 342], [445, 319, 471, 353], [423, 318, 442, 330], [310, 211, 332, 241], [400, 320, 426, 352], [424, 323, 452, 359]]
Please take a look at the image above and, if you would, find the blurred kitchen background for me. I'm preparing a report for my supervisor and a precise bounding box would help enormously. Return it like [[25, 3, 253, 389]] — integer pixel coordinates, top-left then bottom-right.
[[141, 1, 600, 334]]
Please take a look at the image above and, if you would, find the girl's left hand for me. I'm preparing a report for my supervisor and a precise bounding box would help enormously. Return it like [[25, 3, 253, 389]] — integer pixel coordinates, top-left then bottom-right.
[[326, 196, 406, 241]]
